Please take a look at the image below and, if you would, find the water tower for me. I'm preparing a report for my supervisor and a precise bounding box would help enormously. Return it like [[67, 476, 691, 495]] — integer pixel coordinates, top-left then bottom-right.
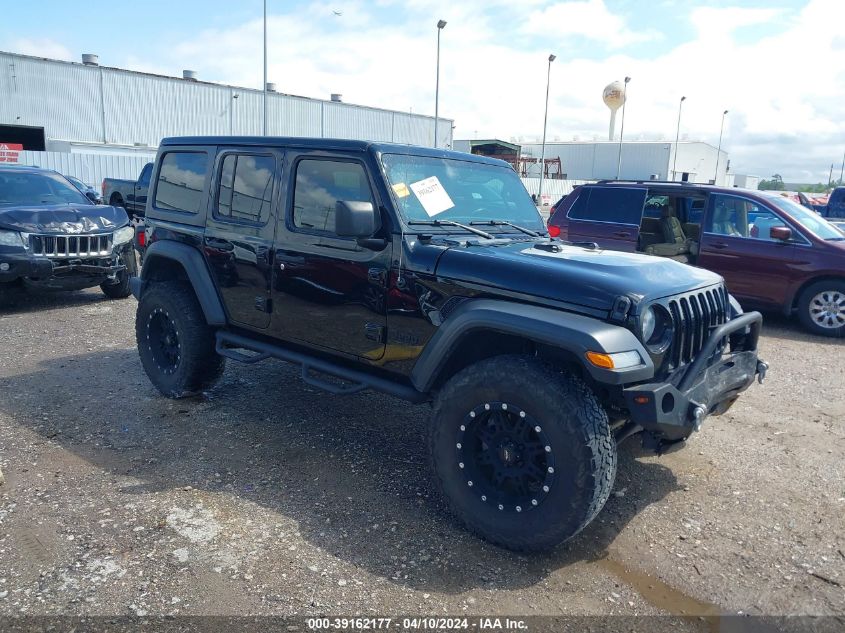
[[603, 81, 626, 141]]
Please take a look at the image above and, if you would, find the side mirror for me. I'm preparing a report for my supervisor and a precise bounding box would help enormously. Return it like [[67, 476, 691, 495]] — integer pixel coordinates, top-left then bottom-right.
[[85, 190, 99, 203], [770, 226, 792, 242], [335, 200, 377, 238]]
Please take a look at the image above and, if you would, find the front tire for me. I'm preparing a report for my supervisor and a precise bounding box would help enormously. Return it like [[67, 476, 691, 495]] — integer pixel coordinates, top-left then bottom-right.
[[100, 249, 137, 299], [430, 355, 616, 551], [135, 281, 225, 397], [797, 280, 845, 337]]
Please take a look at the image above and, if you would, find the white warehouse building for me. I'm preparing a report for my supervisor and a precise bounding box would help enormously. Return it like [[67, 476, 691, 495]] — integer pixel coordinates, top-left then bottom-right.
[[518, 140, 729, 184], [0, 51, 453, 184]]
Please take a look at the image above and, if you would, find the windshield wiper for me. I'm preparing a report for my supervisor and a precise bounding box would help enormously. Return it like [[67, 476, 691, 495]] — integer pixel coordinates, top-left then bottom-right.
[[408, 219, 494, 239], [470, 220, 541, 237]]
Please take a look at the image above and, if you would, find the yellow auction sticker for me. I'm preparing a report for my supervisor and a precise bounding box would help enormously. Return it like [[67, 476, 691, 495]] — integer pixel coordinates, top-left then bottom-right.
[[392, 182, 410, 198]]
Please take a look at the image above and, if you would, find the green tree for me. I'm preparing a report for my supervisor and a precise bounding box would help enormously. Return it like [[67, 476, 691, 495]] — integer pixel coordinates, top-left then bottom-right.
[[759, 176, 786, 191]]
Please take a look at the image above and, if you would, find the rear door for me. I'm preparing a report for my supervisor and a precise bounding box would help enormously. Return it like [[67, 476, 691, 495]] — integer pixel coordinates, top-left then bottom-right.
[[202, 149, 281, 330], [697, 193, 797, 308], [564, 186, 645, 252]]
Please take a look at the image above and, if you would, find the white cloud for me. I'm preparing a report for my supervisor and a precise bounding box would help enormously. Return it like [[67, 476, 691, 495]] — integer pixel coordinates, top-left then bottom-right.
[[7, 37, 73, 61], [521, 0, 660, 47]]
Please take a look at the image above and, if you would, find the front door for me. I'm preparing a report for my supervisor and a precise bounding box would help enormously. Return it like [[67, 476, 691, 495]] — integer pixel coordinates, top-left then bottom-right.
[[697, 193, 796, 308], [129, 163, 152, 216], [269, 152, 390, 359], [203, 149, 281, 329], [565, 185, 644, 252]]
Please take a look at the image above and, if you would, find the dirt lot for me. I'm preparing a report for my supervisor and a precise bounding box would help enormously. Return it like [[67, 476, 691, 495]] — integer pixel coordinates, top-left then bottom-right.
[[0, 289, 843, 624]]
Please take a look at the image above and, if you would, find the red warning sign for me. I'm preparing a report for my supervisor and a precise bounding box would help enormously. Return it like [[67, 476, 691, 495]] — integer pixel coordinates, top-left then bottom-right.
[[0, 143, 23, 163]]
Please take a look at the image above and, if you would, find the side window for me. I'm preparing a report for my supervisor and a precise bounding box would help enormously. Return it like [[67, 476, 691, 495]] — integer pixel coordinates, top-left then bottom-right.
[[570, 186, 645, 225], [292, 159, 374, 235], [154, 152, 208, 214], [707, 194, 760, 237], [138, 163, 152, 187], [565, 188, 591, 220], [642, 195, 668, 219], [216, 154, 275, 223]]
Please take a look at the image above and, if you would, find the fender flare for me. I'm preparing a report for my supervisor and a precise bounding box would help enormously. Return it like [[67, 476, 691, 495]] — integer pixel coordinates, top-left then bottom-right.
[[135, 241, 226, 326], [410, 299, 654, 392]]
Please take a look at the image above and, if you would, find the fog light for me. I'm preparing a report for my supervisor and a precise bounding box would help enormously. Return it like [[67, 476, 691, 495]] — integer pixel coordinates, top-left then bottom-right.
[[0, 262, 9, 272]]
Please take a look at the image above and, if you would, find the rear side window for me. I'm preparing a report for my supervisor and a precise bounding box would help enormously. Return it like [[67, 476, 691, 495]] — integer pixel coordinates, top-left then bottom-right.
[[154, 152, 208, 214], [292, 159, 374, 234], [569, 186, 645, 225], [216, 154, 275, 223]]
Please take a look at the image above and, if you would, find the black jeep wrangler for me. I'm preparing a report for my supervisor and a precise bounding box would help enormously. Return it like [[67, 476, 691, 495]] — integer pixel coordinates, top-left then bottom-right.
[[131, 137, 767, 551]]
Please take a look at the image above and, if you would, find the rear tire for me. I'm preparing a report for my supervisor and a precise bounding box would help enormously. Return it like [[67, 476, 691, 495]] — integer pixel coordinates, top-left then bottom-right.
[[430, 355, 616, 551], [797, 280, 845, 337], [135, 280, 224, 397]]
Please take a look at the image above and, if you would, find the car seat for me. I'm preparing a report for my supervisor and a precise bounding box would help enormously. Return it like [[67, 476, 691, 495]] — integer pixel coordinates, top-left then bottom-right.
[[644, 202, 693, 260], [711, 206, 743, 237]]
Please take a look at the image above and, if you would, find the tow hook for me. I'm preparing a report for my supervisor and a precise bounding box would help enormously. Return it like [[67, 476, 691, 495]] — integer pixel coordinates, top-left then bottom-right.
[[691, 403, 707, 432], [756, 360, 769, 384]]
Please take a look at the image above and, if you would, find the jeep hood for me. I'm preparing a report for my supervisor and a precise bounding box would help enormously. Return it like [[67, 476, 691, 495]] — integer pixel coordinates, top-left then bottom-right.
[[0, 204, 128, 234], [435, 240, 723, 312]]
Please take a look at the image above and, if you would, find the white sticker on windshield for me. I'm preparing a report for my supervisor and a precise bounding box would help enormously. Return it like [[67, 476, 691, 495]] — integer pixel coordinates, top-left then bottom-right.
[[409, 176, 454, 217]]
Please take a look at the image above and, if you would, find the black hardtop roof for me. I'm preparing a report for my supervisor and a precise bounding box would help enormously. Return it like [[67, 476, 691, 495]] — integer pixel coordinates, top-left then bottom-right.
[[159, 136, 510, 168]]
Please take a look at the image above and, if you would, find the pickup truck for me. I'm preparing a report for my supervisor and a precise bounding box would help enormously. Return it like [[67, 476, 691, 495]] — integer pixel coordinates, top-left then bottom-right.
[[102, 162, 152, 218]]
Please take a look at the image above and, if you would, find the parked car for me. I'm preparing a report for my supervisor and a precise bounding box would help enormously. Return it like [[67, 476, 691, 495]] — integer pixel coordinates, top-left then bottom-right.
[[102, 162, 153, 218], [65, 175, 102, 204], [548, 181, 845, 337], [0, 164, 136, 300], [131, 136, 766, 551]]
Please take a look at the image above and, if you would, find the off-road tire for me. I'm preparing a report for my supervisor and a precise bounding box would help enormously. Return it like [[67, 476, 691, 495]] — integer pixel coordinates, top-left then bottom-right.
[[430, 355, 616, 552], [135, 280, 224, 397], [100, 249, 137, 299], [797, 280, 845, 338]]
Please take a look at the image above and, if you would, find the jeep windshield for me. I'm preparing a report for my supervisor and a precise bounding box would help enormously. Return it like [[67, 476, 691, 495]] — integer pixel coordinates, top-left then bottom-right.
[[761, 192, 844, 241], [0, 170, 91, 207], [381, 153, 545, 234]]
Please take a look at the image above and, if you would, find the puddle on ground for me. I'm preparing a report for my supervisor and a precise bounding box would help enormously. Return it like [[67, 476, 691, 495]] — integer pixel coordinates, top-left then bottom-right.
[[598, 555, 723, 631]]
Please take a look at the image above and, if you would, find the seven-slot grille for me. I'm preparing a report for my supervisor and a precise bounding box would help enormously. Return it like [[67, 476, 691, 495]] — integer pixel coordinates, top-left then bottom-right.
[[666, 285, 729, 368], [29, 233, 112, 258]]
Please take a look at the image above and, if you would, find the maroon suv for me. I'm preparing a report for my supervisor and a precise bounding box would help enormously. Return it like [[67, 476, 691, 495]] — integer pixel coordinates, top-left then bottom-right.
[[548, 182, 845, 337]]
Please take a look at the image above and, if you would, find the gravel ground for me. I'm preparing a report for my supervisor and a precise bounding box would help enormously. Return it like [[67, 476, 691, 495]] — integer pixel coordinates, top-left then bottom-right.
[[0, 288, 843, 624]]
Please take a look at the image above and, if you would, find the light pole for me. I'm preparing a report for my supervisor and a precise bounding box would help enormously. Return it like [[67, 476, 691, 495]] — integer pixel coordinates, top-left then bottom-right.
[[714, 109, 728, 184], [538, 53, 556, 207], [839, 148, 844, 185], [615, 76, 630, 179], [263, 0, 268, 136], [672, 96, 686, 180], [434, 19, 447, 148]]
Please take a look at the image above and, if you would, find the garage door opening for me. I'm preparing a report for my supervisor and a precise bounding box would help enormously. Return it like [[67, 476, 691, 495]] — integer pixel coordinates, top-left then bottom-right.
[[0, 124, 46, 151]]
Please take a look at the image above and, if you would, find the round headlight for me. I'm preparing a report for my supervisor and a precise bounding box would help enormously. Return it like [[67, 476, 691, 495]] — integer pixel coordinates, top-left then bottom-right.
[[641, 306, 657, 342], [641, 305, 673, 353]]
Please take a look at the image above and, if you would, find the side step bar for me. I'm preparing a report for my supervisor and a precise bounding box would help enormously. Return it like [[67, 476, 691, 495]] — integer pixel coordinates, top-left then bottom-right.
[[215, 331, 429, 404]]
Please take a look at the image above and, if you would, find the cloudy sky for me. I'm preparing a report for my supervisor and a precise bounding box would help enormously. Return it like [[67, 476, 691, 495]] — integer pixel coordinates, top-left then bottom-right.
[[2, 0, 843, 183]]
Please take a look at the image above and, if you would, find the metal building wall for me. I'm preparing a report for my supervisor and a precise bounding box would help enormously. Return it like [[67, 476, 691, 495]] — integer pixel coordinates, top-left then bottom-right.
[[519, 142, 678, 181], [17, 150, 155, 186], [0, 52, 453, 149]]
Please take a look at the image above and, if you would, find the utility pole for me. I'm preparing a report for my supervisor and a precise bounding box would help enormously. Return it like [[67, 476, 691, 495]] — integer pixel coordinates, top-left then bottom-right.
[[538, 53, 556, 207], [714, 110, 728, 184], [615, 76, 630, 179], [672, 96, 686, 180], [434, 20, 447, 148]]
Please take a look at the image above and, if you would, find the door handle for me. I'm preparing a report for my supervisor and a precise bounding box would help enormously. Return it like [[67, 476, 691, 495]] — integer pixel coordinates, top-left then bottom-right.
[[204, 237, 234, 251], [613, 231, 631, 238], [711, 242, 729, 250]]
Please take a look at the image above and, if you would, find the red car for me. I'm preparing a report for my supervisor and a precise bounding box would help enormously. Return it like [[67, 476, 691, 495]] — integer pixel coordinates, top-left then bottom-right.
[[548, 181, 845, 337]]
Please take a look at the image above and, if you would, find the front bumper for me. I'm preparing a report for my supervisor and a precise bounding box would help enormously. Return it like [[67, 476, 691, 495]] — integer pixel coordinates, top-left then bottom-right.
[[0, 246, 130, 289], [623, 311, 766, 442]]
